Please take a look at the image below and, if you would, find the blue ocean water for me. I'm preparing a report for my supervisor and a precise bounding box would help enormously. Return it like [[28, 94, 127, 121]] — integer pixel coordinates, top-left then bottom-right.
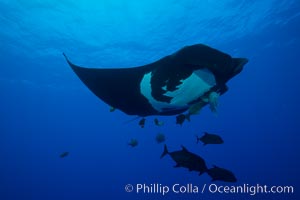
[[0, 0, 300, 199]]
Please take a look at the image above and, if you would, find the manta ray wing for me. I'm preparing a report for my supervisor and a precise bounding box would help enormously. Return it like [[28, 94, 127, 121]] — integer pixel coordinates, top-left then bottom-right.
[[64, 53, 157, 116]]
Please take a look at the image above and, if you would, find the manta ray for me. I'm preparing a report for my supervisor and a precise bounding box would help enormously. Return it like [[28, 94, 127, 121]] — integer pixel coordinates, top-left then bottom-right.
[[64, 44, 248, 117]]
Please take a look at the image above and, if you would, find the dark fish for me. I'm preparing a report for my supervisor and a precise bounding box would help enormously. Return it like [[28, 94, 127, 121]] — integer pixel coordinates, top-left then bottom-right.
[[207, 165, 237, 182], [154, 118, 164, 126], [161, 144, 207, 175], [128, 139, 138, 147], [139, 118, 146, 128], [64, 44, 247, 117], [155, 133, 166, 144], [60, 152, 69, 158], [176, 114, 186, 125], [196, 132, 224, 145]]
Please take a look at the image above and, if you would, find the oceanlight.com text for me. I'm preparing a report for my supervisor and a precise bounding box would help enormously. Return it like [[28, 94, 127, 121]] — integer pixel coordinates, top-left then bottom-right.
[[207, 183, 294, 196]]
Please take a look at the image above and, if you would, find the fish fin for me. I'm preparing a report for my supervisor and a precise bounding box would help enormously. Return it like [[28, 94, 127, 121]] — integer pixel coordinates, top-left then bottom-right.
[[181, 145, 188, 152], [160, 144, 169, 159]]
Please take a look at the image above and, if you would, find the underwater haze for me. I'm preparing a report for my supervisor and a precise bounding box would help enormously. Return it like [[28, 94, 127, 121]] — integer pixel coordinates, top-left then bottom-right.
[[0, 0, 300, 199]]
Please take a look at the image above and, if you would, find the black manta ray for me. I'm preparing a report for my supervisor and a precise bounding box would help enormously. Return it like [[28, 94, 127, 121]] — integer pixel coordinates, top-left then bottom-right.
[[64, 44, 248, 116]]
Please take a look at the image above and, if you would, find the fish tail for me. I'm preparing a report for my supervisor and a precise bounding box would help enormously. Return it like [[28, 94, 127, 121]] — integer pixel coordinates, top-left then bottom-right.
[[160, 144, 169, 159], [200, 164, 209, 175]]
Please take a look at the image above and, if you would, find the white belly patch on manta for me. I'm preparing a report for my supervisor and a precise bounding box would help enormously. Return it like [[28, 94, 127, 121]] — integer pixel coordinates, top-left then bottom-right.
[[140, 68, 216, 112]]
